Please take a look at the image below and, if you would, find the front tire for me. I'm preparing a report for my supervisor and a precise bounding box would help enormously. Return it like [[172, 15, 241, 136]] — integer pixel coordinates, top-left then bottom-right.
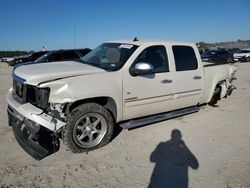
[[63, 103, 114, 153]]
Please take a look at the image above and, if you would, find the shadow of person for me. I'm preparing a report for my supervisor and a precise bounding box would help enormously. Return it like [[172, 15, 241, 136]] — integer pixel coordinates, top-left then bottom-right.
[[148, 129, 199, 188]]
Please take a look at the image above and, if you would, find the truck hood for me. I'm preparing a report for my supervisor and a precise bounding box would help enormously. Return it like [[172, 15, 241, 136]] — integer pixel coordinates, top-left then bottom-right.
[[13, 61, 105, 85]]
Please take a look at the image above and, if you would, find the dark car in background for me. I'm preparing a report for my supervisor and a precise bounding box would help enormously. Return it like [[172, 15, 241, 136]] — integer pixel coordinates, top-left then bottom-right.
[[16, 48, 91, 67], [201, 50, 234, 64], [199, 48, 210, 55], [10, 51, 49, 66], [36, 48, 91, 63]]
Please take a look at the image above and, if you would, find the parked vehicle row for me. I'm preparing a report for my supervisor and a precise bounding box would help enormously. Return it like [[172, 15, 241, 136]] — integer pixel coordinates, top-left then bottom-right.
[[0, 57, 15, 62], [201, 50, 234, 64], [15, 48, 91, 67], [200, 48, 250, 63], [6, 48, 92, 67], [9, 51, 49, 66]]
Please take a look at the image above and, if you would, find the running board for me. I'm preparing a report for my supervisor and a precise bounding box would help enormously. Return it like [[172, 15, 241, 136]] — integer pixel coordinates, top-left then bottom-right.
[[120, 106, 199, 130]]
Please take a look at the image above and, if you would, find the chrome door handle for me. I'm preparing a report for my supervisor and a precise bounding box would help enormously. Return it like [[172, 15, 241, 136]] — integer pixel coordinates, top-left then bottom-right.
[[161, 79, 172, 84], [193, 76, 202, 80]]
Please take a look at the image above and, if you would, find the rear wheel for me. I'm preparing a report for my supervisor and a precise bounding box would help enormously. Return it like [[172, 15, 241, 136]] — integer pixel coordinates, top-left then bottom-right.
[[63, 103, 114, 153]]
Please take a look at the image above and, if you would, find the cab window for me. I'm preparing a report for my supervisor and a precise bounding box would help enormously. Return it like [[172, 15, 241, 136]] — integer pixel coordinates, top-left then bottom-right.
[[134, 45, 169, 73], [172, 46, 198, 71]]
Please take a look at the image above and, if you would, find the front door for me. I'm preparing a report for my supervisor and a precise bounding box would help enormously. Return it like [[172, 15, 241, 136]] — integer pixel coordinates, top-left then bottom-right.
[[123, 45, 175, 120]]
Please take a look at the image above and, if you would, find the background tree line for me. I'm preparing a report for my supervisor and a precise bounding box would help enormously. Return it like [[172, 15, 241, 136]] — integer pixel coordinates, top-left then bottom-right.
[[196, 39, 250, 49], [0, 51, 34, 58]]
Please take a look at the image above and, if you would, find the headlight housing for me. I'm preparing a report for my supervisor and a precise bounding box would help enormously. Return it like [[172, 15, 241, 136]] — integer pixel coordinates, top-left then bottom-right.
[[26, 85, 50, 110], [13, 79, 50, 110]]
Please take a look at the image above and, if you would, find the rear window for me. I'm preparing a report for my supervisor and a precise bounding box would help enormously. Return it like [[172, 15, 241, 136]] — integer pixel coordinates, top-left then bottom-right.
[[172, 46, 198, 71], [238, 50, 250, 53]]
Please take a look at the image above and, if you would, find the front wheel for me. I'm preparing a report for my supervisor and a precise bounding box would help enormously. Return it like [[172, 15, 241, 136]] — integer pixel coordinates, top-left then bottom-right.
[[63, 103, 114, 153]]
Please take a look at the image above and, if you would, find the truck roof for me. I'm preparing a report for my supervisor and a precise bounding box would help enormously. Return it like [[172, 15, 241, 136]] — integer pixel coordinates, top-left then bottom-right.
[[108, 39, 195, 46]]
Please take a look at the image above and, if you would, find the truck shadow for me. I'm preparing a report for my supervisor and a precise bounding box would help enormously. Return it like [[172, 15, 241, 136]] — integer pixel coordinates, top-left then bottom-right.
[[148, 129, 199, 188]]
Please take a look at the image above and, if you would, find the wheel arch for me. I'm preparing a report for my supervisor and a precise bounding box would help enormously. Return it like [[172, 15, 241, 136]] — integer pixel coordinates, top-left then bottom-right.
[[67, 97, 118, 122], [208, 80, 226, 102]]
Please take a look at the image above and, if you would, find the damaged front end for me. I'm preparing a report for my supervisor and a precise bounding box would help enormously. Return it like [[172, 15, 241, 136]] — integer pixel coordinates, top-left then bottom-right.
[[7, 76, 66, 160], [8, 108, 60, 160]]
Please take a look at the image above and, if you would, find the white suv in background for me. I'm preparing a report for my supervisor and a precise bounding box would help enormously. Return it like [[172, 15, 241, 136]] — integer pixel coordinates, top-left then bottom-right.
[[233, 49, 250, 62]]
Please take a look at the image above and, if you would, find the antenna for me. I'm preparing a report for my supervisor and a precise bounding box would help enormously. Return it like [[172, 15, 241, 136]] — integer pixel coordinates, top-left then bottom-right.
[[42, 45, 47, 51], [133, 37, 138, 42]]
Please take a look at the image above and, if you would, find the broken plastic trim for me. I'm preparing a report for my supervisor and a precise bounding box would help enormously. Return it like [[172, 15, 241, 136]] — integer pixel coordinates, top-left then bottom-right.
[[8, 108, 60, 160]]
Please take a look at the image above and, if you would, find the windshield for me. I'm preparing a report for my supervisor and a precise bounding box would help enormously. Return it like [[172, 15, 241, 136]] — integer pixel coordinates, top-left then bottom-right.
[[34, 52, 52, 63], [80, 43, 138, 71]]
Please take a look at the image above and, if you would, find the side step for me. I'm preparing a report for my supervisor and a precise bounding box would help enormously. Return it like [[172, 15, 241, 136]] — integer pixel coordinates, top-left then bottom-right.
[[120, 106, 199, 130]]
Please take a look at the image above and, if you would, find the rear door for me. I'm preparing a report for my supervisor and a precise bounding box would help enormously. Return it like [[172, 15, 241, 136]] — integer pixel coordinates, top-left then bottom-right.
[[171, 45, 203, 108]]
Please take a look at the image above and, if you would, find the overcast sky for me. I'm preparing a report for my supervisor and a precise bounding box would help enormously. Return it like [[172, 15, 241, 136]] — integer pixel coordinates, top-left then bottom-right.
[[0, 0, 249, 51]]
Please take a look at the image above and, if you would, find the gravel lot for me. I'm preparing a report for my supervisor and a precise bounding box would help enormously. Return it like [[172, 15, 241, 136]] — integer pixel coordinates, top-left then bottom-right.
[[0, 62, 250, 188]]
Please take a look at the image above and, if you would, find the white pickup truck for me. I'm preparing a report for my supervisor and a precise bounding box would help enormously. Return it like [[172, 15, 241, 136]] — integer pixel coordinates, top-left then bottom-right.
[[7, 40, 237, 160]]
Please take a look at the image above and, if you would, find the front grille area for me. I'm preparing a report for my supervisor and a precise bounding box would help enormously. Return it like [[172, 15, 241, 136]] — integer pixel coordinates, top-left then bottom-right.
[[12, 79, 50, 110], [13, 79, 27, 104]]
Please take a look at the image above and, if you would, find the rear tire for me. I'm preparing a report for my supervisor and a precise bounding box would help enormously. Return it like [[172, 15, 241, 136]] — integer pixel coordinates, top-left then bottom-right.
[[63, 103, 114, 153]]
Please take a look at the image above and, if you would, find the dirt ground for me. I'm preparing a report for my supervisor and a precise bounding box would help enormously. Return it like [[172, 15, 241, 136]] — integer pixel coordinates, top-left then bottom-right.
[[0, 62, 250, 188]]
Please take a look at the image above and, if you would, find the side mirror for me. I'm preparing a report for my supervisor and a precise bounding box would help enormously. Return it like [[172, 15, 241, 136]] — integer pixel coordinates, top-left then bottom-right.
[[130, 62, 154, 76]]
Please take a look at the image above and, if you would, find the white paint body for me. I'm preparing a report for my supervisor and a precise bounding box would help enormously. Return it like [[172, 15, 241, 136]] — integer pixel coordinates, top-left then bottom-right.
[[7, 40, 238, 131]]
